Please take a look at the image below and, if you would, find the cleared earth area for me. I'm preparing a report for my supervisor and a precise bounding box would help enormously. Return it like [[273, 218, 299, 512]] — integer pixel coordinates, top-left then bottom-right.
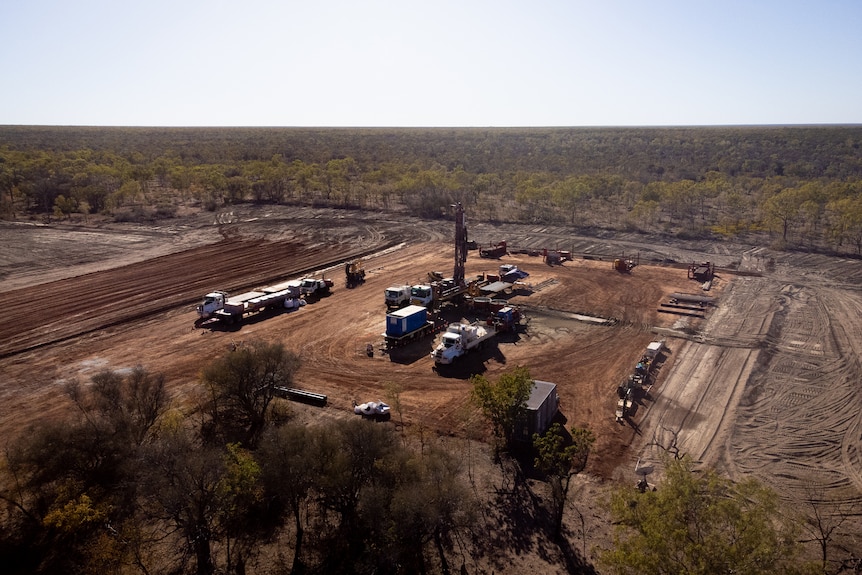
[[3, 204, 862, 563]]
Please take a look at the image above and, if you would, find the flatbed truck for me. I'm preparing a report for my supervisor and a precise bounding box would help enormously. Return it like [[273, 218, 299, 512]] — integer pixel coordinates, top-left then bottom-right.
[[197, 284, 305, 325]]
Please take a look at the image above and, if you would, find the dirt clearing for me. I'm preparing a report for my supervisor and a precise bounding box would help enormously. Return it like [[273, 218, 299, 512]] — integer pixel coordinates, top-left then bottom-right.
[[3, 205, 862, 564]]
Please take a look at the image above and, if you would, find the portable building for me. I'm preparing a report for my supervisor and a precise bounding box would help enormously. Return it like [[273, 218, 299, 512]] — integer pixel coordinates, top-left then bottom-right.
[[645, 340, 664, 358], [385, 305, 428, 338], [514, 380, 560, 442]]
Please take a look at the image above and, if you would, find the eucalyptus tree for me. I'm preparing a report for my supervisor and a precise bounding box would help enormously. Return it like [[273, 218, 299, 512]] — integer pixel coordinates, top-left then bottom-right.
[[200, 341, 301, 449], [599, 457, 812, 575]]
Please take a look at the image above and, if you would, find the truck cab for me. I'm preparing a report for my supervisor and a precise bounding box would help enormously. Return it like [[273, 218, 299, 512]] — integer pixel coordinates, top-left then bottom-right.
[[431, 322, 494, 365], [384, 285, 412, 308], [410, 284, 434, 307], [433, 332, 465, 364], [299, 278, 332, 297], [197, 291, 227, 319]]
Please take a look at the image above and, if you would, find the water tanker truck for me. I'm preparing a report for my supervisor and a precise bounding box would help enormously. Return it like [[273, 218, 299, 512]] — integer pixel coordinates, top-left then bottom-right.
[[430, 321, 497, 365]]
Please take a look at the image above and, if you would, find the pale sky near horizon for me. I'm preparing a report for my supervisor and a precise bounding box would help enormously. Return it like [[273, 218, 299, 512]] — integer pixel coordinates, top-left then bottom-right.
[[1, 0, 860, 127]]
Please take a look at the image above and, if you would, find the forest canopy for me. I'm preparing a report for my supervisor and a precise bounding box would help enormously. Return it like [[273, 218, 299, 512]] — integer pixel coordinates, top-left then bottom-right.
[[2, 125, 861, 253]]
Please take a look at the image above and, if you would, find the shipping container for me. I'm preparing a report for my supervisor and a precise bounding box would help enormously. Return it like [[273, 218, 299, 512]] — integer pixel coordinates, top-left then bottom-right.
[[385, 305, 428, 338]]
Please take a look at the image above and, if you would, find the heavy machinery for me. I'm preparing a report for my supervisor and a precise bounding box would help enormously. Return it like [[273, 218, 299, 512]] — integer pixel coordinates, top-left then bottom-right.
[[543, 249, 571, 266], [613, 258, 636, 273], [411, 202, 474, 309], [492, 306, 522, 333], [345, 259, 366, 288], [453, 202, 468, 287], [613, 252, 639, 273], [479, 241, 508, 258], [615, 340, 664, 422]]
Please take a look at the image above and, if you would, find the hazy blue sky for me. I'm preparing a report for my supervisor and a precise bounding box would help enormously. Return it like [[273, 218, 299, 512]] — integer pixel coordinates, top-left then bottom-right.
[[1, 0, 860, 127]]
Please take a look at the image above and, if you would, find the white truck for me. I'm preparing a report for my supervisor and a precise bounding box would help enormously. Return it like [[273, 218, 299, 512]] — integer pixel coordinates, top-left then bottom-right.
[[410, 279, 467, 309], [430, 321, 497, 365], [197, 280, 305, 325], [299, 277, 333, 299], [384, 285, 413, 308]]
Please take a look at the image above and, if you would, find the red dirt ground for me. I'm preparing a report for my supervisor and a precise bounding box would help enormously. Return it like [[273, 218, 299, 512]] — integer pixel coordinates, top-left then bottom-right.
[[14, 205, 862, 570], [0, 207, 707, 481]]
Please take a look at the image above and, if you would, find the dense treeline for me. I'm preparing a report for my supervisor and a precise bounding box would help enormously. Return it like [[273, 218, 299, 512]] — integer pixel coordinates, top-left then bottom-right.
[[3, 125, 862, 180], [2, 125, 862, 252], [1, 343, 816, 575], [0, 344, 477, 575]]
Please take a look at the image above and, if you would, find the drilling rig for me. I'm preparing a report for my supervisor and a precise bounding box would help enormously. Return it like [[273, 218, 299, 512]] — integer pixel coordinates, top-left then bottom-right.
[[410, 202, 473, 308], [453, 202, 467, 288]]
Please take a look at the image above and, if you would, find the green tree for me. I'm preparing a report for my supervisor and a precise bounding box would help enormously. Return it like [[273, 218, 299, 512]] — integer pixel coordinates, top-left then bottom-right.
[[361, 444, 476, 574], [763, 186, 807, 243], [826, 194, 862, 254], [312, 419, 396, 572], [551, 175, 590, 225], [200, 341, 301, 449], [52, 193, 76, 219], [470, 366, 534, 453], [257, 424, 317, 574], [66, 366, 169, 447], [599, 457, 812, 575], [533, 423, 595, 537], [1, 367, 168, 575], [217, 443, 265, 575], [140, 431, 225, 575]]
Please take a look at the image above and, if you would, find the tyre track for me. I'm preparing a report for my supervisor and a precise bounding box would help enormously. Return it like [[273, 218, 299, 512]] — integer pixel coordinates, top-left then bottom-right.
[[730, 284, 862, 506], [0, 236, 396, 359]]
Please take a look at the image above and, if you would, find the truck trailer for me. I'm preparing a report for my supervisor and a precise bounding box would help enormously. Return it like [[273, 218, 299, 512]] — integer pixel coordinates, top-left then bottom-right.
[[197, 286, 305, 325], [479, 241, 508, 258]]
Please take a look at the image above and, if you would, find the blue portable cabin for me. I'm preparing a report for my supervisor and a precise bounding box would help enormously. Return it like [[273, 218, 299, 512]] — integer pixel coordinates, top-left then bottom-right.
[[385, 305, 428, 338]]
